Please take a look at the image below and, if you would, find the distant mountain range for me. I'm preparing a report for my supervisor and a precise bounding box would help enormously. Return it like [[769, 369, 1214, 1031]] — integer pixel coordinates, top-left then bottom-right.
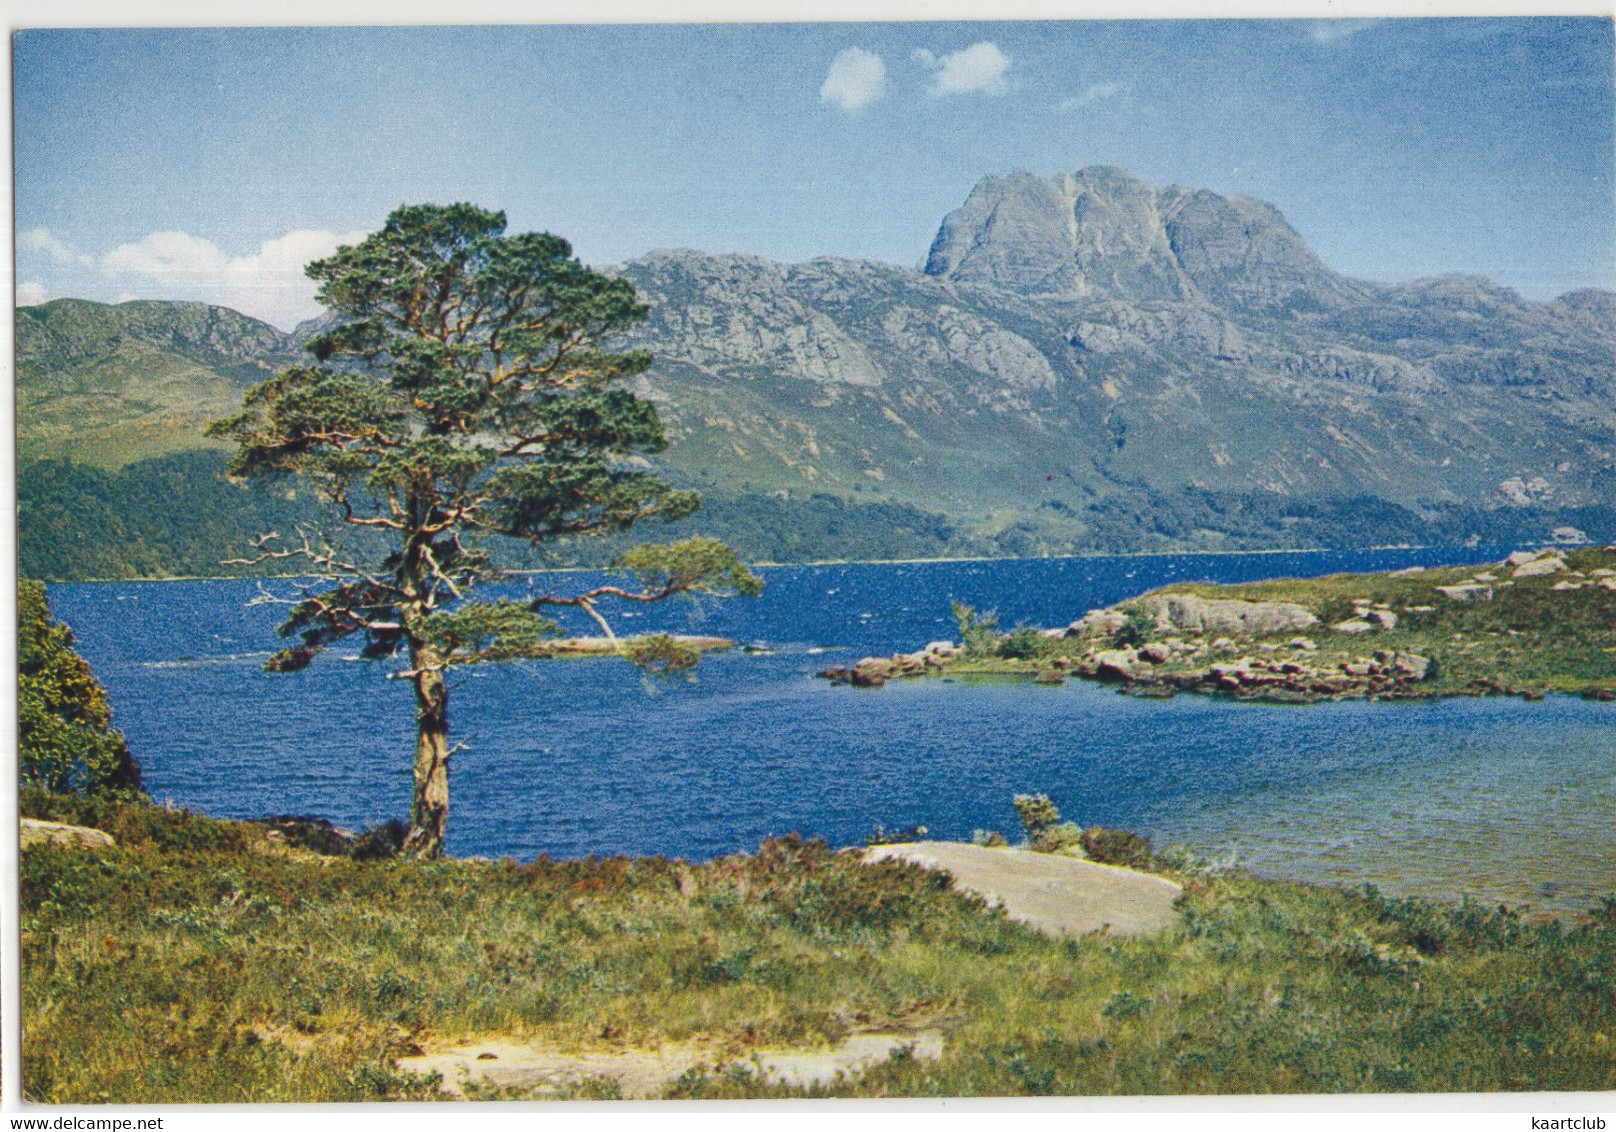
[[16, 167, 1616, 577]]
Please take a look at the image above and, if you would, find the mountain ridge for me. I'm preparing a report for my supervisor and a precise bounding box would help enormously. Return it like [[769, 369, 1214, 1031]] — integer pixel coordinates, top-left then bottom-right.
[[613, 167, 1613, 526], [15, 166, 1616, 572]]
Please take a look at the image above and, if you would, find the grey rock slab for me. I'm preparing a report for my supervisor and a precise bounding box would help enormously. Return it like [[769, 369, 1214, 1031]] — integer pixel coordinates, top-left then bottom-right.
[[1436, 584, 1494, 603], [1141, 593, 1318, 636], [21, 818, 115, 850], [862, 841, 1182, 938], [1513, 557, 1569, 578]]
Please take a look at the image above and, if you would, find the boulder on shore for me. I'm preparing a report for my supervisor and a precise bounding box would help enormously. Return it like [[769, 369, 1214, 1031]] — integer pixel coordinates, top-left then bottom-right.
[[820, 642, 960, 687], [1512, 556, 1568, 579], [1091, 649, 1141, 682], [1065, 608, 1127, 638]]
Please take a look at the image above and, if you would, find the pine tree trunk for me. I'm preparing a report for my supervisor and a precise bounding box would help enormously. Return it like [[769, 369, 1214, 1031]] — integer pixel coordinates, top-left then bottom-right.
[[403, 659, 450, 860]]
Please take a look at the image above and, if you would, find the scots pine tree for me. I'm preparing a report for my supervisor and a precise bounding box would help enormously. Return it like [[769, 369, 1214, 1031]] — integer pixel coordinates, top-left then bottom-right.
[[209, 204, 760, 858]]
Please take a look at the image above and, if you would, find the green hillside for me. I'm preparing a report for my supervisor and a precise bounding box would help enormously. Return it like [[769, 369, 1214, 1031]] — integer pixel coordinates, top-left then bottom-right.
[[16, 298, 303, 468]]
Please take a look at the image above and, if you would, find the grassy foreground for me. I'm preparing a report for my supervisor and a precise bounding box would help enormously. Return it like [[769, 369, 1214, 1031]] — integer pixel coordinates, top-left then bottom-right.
[[20, 794, 1616, 1103]]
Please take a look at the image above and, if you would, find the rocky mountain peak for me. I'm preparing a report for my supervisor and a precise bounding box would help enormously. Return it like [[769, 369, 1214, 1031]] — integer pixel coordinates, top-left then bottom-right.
[[924, 167, 1366, 313]]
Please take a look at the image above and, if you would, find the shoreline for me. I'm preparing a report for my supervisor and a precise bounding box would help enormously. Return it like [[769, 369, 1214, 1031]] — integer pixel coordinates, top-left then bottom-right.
[[34, 795, 1608, 921], [38, 540, 1519, 586]]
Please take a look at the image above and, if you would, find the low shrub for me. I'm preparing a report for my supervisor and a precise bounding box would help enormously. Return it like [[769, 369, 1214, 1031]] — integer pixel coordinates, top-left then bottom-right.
[[866, 823, 929, 846], [998, 627, 1054, 661], [1013, 794, 1085, 855], [1030, 824, 1085, 855], [1080, 828, 1155, 871], [19, 798, 1616, 1102], [256, 816, 407, 860], [20, 788, 253, 854], [1111, 606, 1158, 648]]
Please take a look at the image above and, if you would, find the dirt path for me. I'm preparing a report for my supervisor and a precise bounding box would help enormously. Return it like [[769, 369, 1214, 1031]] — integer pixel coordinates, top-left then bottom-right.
[[396, 1029, 944, 1099], [862, 841, 1183, 938]]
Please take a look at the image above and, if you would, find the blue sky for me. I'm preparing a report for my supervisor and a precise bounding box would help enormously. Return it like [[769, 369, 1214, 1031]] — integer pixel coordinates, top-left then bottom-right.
[[14, 18, 1615, 329]]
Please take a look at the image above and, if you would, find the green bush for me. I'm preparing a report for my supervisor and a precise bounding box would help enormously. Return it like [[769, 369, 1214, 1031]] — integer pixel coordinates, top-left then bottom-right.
[[1032, 824, 1085, 855], [1080, 828, 1155, 870], [1112, 605, 1158, 648], [18, 580, 144, 801], [998, 626, 1054, 661], [1012, 794, 1085, 855]]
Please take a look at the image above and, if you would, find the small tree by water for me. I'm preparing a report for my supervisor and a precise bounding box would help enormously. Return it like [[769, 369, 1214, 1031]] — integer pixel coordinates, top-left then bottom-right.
[[209, 204, 760, 859], [1012, 793, 1083, 855]]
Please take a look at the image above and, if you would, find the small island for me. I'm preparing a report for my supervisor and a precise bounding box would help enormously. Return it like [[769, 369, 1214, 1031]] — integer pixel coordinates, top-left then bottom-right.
[[821, 546, 1616, 703]]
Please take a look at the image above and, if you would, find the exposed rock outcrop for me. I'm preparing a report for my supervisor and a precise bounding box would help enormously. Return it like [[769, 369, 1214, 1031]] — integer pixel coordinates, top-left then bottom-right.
[[22, 818, 115, 850], [1436, 584, 1494, 603], [818, 641, 962, 687], [1147, 648, 1435, 702], [1512, 555, 1569, 578], [1067, 595, 1317, 639]]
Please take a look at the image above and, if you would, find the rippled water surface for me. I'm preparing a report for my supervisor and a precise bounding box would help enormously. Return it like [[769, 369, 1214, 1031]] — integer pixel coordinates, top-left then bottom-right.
[[51, 547, 1616, 914]]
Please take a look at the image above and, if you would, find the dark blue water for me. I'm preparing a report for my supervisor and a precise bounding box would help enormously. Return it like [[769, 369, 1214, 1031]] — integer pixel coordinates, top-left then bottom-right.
[[50, 547, 1616, 912]]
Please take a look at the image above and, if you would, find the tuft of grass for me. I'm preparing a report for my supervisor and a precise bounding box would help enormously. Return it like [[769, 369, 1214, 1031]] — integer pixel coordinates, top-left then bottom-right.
[[19, 800, 1616, 1102]]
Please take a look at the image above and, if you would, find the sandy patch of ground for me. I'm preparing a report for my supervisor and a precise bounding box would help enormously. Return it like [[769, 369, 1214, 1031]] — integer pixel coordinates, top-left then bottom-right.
[[862, 841, 1183, 938], [397, 1029, 944, 1099]]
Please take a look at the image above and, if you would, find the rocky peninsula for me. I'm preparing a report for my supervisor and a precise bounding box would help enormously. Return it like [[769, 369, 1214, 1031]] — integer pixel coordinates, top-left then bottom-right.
[[820, 546, 1616, 703]]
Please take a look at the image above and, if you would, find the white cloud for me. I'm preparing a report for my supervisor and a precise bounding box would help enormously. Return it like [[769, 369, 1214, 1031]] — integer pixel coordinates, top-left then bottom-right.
[[821, 46, 887, 113], [229, 230, 367, 284], [103, 230, 231, 276], [19, 228, 94, 267], [1308, 19, 1385, 44], [914, 41, 1011, 97], [16, 224, 367, 328], [99, 228, 366, 329], [1059, 82, 1128, 111]]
